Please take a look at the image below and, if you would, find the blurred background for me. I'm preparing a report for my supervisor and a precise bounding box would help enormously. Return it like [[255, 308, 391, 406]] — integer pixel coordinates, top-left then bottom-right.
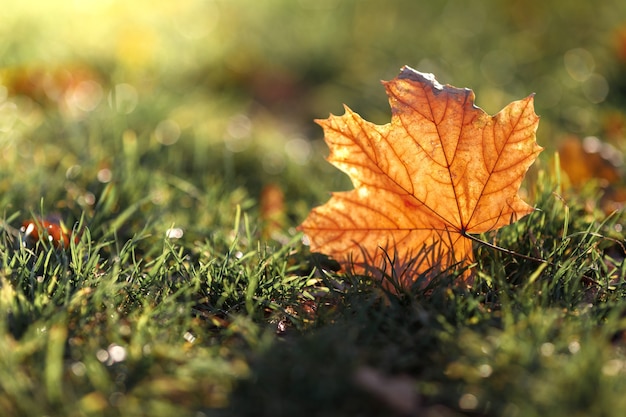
[[1, 0, 626, 217]]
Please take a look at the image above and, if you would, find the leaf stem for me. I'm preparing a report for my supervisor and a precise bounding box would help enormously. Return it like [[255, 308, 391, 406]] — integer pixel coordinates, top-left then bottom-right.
[[462, 232, 600, 286], [463, 232, 548, 264]]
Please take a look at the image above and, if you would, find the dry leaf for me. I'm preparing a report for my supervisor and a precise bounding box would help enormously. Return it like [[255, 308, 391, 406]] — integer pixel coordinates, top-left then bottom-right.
[[259, 183, 286, 239], [558, 135, 626, 214], [299, 66, 542, 288], [558, 135, 621, 187]]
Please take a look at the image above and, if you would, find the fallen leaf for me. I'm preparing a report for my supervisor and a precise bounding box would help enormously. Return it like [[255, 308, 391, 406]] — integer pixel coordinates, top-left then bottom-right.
[[558, 135, 621, 187], [21, 215, 79, 249], [299, 66, 542, 288], [558, 135, 626, 214], [259, 183, 286, 239]]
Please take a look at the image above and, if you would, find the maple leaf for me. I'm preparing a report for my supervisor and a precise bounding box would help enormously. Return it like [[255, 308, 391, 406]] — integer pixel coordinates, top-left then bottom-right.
[[298, 66, 543, 288]]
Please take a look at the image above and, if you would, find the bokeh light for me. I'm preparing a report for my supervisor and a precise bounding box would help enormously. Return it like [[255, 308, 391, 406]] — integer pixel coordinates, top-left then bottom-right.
[[1, 0, 626, 212]]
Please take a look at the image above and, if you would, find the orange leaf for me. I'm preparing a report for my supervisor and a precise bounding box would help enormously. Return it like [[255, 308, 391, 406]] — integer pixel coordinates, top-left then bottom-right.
[[260, 183, 286, 239], [298, 66, 543, 288]]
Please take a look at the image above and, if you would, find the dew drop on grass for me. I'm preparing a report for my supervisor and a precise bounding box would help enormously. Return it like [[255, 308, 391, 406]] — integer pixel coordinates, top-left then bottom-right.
[[119, 323, 131, 337], [108, 344, 127, 363], [276, 319, 288, 334], [96, 349, 109, 363], [478, 364, 492, 378], [80, 192, 96, 206], [71, 361, 87, 377], [184, 331, 196, 343], [166, 227, 184, 239], [602, 359, 624, 376], [540, 342, 555, 357], [154, 119, 181, 146], [97, 168, 112, 183], [568, 340, 580, 354], [459, 393, 478, 410], [66, 164, 82, 179]]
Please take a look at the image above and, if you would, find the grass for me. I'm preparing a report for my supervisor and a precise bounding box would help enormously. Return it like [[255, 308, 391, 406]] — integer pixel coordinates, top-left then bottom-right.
[[2, 107, 626, 416], [3, 1, 626, 416]]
